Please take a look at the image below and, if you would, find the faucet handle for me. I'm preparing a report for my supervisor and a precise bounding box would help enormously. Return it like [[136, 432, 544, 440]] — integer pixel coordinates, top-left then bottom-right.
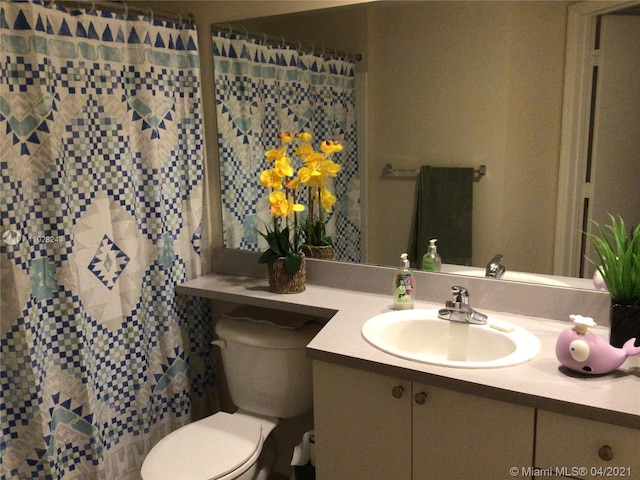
[[451, 286, 469, 305]]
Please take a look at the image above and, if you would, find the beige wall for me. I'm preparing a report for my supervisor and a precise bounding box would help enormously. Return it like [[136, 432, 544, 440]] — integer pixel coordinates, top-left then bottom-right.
[[136, 0, 569, 274]]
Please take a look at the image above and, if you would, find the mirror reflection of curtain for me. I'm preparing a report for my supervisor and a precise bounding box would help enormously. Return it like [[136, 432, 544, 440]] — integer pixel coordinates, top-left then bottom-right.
[[212, 30, 361, 262], [0, 2, 213, 477]]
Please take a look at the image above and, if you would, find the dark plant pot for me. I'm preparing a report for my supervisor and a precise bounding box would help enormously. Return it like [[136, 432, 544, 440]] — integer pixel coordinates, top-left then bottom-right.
[[609, 303, 640, 348]]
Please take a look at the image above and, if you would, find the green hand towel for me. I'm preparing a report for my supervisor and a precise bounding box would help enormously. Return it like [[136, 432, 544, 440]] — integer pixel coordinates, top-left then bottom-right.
[[409, 166, 474, 266]]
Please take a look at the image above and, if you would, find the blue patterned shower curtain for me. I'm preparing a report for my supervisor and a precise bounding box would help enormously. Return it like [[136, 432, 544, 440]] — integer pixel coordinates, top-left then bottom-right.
[[0, 2, 213, 478], [212, 30, 361, 262]]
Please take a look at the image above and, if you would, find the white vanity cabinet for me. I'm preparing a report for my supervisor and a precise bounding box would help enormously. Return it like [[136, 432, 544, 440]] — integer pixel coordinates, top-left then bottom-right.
[[535, 410, 640, 480], [313, 361, 535, 479]]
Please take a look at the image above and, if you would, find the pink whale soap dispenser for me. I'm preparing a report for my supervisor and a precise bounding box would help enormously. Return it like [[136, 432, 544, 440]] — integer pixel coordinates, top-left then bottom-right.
[[555, 315, 640, 375]]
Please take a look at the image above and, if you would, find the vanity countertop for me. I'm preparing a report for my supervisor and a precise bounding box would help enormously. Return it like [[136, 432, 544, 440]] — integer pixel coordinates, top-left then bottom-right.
[[178, 272, 640, 430]]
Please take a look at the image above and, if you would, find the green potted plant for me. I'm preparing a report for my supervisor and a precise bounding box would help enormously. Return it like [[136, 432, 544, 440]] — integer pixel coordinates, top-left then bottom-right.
[[587, 214, 640, 347]]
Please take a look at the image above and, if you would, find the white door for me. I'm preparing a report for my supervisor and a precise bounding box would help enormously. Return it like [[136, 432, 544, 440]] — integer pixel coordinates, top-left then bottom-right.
[[582, 14, 640, 277]]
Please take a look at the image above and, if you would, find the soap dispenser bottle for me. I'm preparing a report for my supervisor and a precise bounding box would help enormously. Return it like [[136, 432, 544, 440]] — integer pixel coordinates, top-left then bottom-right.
[[421, 239, 442, 272], [393, 253, 414, 310]]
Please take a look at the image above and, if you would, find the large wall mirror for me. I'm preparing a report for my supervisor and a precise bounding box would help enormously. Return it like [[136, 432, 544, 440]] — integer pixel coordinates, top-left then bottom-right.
[[214, 0, 640, 288]]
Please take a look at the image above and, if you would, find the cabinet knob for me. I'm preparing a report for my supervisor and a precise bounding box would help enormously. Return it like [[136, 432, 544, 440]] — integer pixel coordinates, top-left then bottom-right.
[[391, 386, 404, 398], [414, 391, 427, 405], [598, 445, 614, 461]]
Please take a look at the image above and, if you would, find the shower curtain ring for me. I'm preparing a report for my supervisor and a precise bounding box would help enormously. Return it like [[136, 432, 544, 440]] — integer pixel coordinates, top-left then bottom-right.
[[177, 13, 182, 24], [146, 8, 154, 22], [122, 3, 128, 18], [228, 24, 233, 36], [262, 32, 267, 45]]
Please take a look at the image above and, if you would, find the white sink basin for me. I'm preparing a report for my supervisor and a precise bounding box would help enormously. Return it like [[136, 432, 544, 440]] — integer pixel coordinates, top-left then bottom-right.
[[448, 269, 570, 287], [361, 309, 540, 368]]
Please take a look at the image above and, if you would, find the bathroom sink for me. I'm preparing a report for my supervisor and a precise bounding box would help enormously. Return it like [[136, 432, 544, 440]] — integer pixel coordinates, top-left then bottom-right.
[[448, 269, 570, 287], [361, 309, 540, 368]]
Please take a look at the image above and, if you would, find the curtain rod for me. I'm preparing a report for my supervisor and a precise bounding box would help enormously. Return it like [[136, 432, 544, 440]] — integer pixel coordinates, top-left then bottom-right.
[[51, 1, 193, 25], [212, 23, 362, 63]]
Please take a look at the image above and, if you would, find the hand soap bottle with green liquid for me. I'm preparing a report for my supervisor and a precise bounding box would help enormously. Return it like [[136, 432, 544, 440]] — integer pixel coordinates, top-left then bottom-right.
[[421, 238, 442, 272], [393, 253, 414, 309]]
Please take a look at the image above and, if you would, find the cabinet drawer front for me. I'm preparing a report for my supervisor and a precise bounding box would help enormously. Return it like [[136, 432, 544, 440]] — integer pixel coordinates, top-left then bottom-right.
[[536, 410, 639, 479]]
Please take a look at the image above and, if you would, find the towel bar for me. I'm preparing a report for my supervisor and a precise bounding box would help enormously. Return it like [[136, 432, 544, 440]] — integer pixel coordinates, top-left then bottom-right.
[[383, 163, 486, 180]]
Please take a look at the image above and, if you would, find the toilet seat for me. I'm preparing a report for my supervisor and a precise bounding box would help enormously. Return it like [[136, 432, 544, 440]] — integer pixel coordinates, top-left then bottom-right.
[[141, 412, 277, 480]]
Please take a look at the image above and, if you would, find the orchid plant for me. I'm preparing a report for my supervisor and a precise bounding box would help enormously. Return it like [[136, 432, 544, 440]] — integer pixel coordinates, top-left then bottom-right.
[[258, 131, 343, 274], [294, 132, 342, 247], [258, 132, 305, 275]]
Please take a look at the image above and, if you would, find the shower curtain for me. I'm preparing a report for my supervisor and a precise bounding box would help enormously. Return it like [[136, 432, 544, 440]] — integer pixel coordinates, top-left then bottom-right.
[[212, 29, 361, 263], [0, 2, 214, 478]]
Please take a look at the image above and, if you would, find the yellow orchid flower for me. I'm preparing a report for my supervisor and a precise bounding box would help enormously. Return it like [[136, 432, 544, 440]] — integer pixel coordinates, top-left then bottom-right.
[[286, 177, 300, 190], [260, 169, 283, 189], [320, 140, 343, 154], [274, 156, 294, 177], [268, 191, 288, 217], [269, 191, 304, 218], [265, 146, 286, 162], [297, 166, 313, 183], [294, 143, 314, 158], [278, 132, 293, 144], [297, 131, 313, 143], [303, 151, 324, 166], [321, 188, 336, 212], [322, 159, 342, 177], [297, 166, 323, 185]]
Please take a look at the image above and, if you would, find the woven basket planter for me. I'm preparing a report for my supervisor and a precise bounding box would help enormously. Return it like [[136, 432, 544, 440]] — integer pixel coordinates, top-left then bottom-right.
[[302, 245, 335, 260], [267, 255, 306, 294]]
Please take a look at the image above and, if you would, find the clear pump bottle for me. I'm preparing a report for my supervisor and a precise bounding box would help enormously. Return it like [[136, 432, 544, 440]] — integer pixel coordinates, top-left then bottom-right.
[[393, 253, 414, 309], [421, 239, 442, 272]]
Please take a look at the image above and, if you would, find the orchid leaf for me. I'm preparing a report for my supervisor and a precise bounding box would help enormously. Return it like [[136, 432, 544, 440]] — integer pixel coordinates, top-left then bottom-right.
[[284, 252, 302, 276]]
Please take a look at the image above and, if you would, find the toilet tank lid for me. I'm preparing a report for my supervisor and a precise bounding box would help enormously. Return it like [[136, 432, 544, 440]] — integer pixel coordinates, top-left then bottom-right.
[[216, 315, 322, 349], [223, 305, 318, 329]]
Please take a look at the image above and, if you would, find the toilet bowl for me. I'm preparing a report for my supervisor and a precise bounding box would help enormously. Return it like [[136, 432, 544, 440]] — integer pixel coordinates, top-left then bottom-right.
[[141, 307, 321, 480]]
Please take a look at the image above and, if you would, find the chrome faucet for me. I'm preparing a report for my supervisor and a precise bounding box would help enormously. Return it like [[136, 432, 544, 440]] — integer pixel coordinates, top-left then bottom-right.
[[485, 254, 506, 279], [438, 286, 488, 324]]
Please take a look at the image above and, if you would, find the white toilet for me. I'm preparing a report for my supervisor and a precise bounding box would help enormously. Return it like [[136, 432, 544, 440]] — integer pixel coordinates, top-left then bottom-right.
[[141, 307, 321, 480]]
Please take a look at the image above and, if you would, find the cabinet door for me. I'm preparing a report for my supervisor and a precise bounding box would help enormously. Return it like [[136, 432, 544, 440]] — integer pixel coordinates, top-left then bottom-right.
[[412, 383, 535, 480], [536, 410, 640, 479], [313, 361, 412, 480]]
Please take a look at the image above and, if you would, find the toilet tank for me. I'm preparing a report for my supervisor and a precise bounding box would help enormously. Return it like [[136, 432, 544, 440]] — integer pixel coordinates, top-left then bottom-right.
[[215, 309, 322, 418]]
